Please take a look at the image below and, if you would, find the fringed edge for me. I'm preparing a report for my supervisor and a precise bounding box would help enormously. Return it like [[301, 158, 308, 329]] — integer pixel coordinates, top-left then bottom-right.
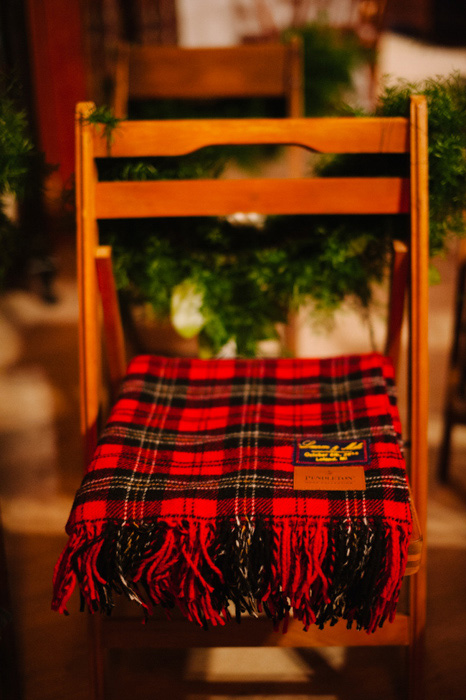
[[52, 516, 411, 632]]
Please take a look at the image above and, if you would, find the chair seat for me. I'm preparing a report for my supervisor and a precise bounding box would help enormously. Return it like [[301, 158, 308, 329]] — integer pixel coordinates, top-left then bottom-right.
[[53, 352, 413, 634]]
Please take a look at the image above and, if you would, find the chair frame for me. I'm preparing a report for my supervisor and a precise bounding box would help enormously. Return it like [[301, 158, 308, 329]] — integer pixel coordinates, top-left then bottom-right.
[[75, 98, 429, 700], [112, 39, 303, 120]]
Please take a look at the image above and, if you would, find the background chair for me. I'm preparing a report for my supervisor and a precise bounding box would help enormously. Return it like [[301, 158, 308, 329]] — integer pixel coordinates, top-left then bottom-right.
[[438, 239, 466, 483], [111, 40, 303, 119], [109, 38, 306, 355], [74, 98, 428, 700], [110, 39, 304, 178]]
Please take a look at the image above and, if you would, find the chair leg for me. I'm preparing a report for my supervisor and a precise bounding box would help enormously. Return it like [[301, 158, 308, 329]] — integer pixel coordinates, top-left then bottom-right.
[[407, 564, 426, 700], [284, 310, 299, 357], [438, 255, 466, 483], [408, 633, 425, 700], [89, 615, 106, 700], [438, 411, 453, 483], [0, 511, 23, 700]]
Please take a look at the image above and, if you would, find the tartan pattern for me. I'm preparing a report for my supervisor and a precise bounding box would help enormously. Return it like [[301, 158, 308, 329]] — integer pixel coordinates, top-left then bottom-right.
[[69, 352, 409, 526], [53, 352, 412, 632]]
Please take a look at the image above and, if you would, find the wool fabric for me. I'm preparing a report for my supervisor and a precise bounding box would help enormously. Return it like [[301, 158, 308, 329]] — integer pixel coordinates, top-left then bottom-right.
[[52, 353, 412, 632]]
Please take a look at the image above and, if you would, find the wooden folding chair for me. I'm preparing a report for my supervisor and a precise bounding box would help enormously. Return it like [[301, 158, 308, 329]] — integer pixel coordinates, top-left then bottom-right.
[[72, 97, 428, 700]]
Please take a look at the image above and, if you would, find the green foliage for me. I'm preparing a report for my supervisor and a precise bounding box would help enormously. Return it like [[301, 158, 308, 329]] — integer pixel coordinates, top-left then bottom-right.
[[0, 83, 34, 196], [284, 23, 365, 115], [85, 105, 121, 149], [98, 150, 227, 183], [91, 73, 466, 357], [320, 73, 466, 257], [376, 73, 466, 255], [0, 79, 35, 286], [102, 214, 390, 357]]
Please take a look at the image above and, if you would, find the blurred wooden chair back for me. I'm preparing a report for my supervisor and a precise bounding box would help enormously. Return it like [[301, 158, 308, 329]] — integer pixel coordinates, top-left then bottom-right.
[[112, 40, 303, 119]]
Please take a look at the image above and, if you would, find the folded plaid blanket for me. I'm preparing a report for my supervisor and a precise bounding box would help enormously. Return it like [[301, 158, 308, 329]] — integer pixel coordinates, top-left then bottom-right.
[[53, 353, 412, 633]]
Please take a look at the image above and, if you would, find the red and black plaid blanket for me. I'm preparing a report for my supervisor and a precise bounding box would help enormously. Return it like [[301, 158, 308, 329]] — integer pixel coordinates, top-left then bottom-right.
[[53, 352, 412, 633]]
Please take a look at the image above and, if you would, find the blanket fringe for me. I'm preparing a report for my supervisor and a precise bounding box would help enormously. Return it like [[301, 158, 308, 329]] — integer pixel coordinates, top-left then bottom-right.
[[52, 517, 410, 632]]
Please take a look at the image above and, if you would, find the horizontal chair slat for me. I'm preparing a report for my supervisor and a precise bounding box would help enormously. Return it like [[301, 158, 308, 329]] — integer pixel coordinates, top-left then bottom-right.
[[95, 177, 410, 218], [129, 45, 290, 99], [92, 118, 409, 158]]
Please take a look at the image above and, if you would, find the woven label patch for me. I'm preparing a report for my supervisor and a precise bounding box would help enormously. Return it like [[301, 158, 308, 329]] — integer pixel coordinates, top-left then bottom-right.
[[293, 438, 370, 466]]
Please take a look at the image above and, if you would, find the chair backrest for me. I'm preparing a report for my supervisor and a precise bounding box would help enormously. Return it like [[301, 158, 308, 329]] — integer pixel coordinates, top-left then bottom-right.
[[112, 40, 304, 120], [75, 101, 429, 580]]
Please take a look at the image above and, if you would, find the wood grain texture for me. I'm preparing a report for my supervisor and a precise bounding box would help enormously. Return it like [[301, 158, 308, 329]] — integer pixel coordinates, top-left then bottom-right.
[[408, 93, 429, 700], [129, 44, 290, 99], [93, 117, 410, 157], [113, 41, 304, 117], [386, 240, 409, 372], [76, 102, 100, 466], [95, 177, 410, 218], [95, 247, 127, 400]]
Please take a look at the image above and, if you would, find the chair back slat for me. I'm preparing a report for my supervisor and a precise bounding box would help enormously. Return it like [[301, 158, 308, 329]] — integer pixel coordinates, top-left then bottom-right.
[[93, 117, 410, 158], [113, 40, 304, 120], [129, 45, 292, 99], [94, 177, 410, 219]]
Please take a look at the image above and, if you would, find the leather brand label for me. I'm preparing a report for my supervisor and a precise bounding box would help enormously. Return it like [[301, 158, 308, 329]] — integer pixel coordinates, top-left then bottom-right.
[[293, 466, 366, 491]]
